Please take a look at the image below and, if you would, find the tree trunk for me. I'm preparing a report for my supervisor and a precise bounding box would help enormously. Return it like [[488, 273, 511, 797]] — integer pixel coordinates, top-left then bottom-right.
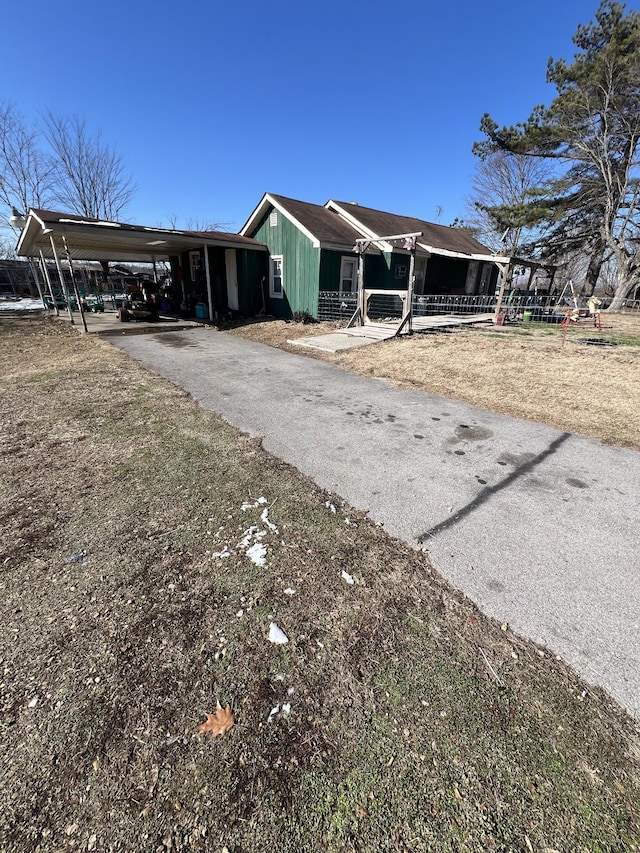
[[584, 237, 607, 295], [606, 259, 638, 311]]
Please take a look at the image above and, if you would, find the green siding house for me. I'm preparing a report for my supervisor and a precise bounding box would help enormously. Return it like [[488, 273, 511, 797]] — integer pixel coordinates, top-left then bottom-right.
[[241, 193, 500, 319], [240, 193, 364, 318]]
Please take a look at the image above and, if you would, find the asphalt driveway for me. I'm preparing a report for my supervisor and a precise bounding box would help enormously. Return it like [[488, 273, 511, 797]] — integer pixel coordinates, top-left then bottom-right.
[[111, 327, 640, 716]]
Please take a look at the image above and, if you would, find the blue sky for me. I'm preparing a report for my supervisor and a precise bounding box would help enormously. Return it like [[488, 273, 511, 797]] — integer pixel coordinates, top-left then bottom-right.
[[3, 0, 636, 232]]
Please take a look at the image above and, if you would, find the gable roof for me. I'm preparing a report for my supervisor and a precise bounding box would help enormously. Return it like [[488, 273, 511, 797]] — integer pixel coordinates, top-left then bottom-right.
[[16, 209, 266, 263], [240, 193, 362, 249], [326, 200, 500, 260]]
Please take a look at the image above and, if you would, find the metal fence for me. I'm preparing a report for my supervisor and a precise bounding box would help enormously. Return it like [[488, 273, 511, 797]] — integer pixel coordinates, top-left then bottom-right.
[[317, 291, 358, 321], [412, 293, 559, 316], [317, 291, 640, 322]]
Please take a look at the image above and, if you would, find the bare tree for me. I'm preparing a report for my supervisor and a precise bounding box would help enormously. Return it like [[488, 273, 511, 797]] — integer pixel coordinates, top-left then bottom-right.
[[0, 103, 55, 215], [44, 113, 136, 221], [164, 212, 231, 232], [466, 150, 553, 254]]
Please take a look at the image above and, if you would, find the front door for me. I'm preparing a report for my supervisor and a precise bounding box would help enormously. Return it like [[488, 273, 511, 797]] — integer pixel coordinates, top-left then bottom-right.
[[225, 249, 239, 311]]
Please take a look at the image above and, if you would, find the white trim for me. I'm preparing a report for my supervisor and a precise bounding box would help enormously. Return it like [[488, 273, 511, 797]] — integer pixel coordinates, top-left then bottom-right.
[[240, 193, 321, 247], [416, 241, 509, 263], [327, 201, 509, 264], [324, 200, 396, 252], [269, 255, 284, 299]]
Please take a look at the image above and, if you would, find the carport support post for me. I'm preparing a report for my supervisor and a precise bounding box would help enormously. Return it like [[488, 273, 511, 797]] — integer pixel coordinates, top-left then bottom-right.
[[494, 261, 510, 323], [50, 235, 75, 325], [28, 257, 44, 303], [62, 235, 88, 334], [406, 243, 416, 333], [39, 250, 59, 316], [203, 244, 214, 324], [357, 252, 365, 325]]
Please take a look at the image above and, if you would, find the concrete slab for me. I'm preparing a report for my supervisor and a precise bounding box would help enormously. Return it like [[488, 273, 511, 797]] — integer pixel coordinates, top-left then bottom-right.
[[289, 326, 397, 353], [290, 313, 499, 352], [48, 308, 204, 336]]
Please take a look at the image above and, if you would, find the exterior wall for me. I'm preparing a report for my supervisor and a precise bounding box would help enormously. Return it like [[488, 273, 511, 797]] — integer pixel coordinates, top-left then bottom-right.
[[171, 247, 266, 319], [248, 207, 320, 318], [318, 251, 414, 292], [236, 248, 269, 315], [318, 249, 358, 292]]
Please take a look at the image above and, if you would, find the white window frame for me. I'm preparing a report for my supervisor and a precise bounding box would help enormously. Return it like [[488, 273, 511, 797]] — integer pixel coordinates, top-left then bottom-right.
[[270, 255, 284, 299], [339, 256, 358, 293]]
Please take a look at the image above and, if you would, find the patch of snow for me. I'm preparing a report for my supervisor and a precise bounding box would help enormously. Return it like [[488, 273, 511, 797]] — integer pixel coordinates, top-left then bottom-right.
[[241, 497, 268, 511], [268, 622, 289, 644], [211, 547, 231, 559], [261, 507, 278, 533], [237, 526, 266, 549], [283, 587, 296, 596], [325, 501, 337, 513], [0, 298, 45, 312], [341, 570, 354, 585], [246, 542, 267, 566]]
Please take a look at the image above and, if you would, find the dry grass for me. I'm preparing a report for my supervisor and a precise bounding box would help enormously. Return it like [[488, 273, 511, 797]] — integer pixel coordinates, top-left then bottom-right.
[[230, 314, 640, 450], [1, 315, 639, 853]]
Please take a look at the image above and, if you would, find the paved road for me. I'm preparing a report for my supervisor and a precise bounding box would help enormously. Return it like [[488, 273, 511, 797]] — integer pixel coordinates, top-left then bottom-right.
[[112, 328, 640, 716]]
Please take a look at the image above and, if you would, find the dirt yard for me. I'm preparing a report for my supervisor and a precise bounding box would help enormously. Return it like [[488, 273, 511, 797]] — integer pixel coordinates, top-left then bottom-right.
[[1, 315, 639, 853], [230, 314, 640, 450]]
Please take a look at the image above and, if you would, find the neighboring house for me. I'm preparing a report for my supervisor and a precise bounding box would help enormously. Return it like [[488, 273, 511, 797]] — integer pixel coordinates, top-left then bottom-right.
[[240, 193, 501, 318], [0, 259, 40, 298]]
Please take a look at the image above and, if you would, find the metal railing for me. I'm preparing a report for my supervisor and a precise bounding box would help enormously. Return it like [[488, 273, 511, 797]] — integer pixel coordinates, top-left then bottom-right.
[[317, 291, 640, 322], [412, 293, 558, 316], [317, 291, 358, 321]]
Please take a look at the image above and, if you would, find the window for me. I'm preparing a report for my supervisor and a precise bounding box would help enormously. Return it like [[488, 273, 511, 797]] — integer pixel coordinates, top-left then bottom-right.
[[339, 256, 358, 292], [189, 250, 201, 282], [270, 255, 283, 298], [269, 211, 278, 227]]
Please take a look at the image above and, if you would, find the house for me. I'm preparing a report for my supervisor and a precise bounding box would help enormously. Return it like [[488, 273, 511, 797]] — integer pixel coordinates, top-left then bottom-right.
[[0, 259, 40, 298], [14, 209, 269, 320], [240, 193, 501, 319]]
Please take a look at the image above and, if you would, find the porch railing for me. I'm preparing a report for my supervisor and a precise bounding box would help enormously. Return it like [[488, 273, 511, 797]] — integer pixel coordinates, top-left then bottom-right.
[[317, 291, 358, 321], [317, 291, 640, 322]]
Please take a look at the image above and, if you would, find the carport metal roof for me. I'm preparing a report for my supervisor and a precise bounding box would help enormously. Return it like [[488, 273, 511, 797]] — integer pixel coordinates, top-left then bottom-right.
[[15, 209, 267, 263]]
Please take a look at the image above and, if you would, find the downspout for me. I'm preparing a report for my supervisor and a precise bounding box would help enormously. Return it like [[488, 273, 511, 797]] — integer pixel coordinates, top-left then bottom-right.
[[39, 250, 59, 316], [49, 234, 75, 325], [203, 244, 214, 324]]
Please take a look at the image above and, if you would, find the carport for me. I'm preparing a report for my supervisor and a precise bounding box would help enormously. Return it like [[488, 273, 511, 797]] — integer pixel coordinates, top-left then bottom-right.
[[13, 209, 268, 332]]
